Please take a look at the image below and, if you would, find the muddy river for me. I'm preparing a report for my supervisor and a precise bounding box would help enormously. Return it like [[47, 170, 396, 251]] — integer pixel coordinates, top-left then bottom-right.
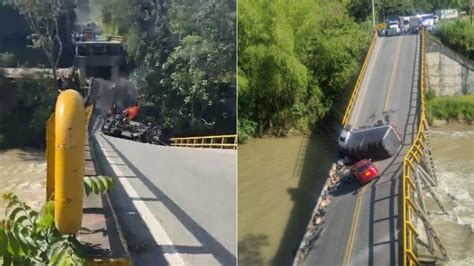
[[426, 125, 474, 265], [0, 149, 46, 220]]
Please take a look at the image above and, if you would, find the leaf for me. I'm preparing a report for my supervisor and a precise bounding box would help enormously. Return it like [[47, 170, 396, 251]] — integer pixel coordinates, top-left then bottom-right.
[[6, 207, 23, 225], [12, 215, 28, 230], [50, 241, 67, 266], [84, 178, 92, 196], [90, 177, 99, 194], [0, 227, 7, 254], [2, 254, 13, 265], [47, 239, 66, 264], [6, 231, 20, 256]]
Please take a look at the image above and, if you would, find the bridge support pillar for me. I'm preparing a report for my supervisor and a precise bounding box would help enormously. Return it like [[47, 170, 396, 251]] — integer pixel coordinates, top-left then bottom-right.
[[111, 66, 119, 81]]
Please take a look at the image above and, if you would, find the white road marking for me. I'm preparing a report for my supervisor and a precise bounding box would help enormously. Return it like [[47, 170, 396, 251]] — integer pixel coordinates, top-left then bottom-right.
[[96, 135, 187, 265]]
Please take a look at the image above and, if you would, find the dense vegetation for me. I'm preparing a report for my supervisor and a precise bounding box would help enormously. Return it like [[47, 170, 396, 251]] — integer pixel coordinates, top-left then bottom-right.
[[0, 52, 15, 67], [238, 0, 472, 140], [0, 176, 114, 264], [435, 18, 473, 60], [91, 0, 236, 136], [238, 0, 371, 139], [427, 94, 474, 124], [0, 71, 56, 148]]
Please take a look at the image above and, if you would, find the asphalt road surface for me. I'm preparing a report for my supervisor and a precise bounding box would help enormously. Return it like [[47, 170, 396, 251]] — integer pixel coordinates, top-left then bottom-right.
[[302, 34, 421, 266], [92, 132, 237, 265]]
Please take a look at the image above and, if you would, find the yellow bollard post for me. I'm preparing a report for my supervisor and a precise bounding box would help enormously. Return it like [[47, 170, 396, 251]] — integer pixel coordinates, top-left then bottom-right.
[[54, 89, 86, 235]]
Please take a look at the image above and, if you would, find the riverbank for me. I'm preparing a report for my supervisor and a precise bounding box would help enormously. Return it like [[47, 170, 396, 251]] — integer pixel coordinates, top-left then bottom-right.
[[427, 94, 474, 126]]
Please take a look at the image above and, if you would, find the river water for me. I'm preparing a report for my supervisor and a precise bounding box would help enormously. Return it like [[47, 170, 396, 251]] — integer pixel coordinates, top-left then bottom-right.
[[426, 125, 474, 265], [238, 134, 337, 265], [238, 125, 473, 265], [0, 149, 46, 220]]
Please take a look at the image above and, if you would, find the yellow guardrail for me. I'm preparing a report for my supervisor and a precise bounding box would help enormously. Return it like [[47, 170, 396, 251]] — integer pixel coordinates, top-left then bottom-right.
[[402, 30, 427, 266], [170, 134, 237, 149], [342, 31, 378, 127], [108, 35, 125, 42]]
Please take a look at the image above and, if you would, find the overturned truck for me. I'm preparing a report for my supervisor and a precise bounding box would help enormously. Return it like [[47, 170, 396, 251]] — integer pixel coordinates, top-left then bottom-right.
[[338, 125, 403, 162]]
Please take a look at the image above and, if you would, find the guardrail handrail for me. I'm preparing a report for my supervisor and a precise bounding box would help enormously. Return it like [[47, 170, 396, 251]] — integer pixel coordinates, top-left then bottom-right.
[[342, 31, 378, 127], [170, 134, 237, 149]]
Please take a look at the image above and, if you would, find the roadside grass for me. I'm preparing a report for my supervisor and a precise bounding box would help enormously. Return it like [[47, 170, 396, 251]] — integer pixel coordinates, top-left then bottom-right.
[[427, 94, 474, 124]]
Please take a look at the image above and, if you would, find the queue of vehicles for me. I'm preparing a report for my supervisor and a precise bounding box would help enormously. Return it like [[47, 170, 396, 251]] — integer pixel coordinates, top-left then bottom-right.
[[379, 8, 460, 37]]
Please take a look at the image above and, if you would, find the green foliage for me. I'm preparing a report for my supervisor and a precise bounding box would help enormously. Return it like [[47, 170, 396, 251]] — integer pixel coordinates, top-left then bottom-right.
[[0, 175, 114, 264], [95, 0, 236, 136], [0, 72, 57, 148], [1, 0, 67, 75], [0, 53, 16, 67], [0, 193, 87, 265], [238, 118, 257, 143], [426, 88, 436, 101], [239, 0, 371, 137], [84, 176, 114, 196], [435, 18, 473, 60], [427, 95, 474, 123]]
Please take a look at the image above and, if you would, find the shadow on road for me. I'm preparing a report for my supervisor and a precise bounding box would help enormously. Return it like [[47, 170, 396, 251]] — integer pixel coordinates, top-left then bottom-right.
[[271, 133, 337, 265], [366, 34, 421, 266], [102, 137, 236, 265]]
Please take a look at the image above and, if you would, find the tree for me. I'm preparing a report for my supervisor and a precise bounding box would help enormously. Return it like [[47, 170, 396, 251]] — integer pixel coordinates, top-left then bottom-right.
[[238, 0, 370, 137], [1, 0, 67, 88]]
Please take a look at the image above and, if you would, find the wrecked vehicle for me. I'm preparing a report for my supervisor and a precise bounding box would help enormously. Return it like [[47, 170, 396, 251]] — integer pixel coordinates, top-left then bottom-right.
[[338, 125, 402, 162], [352, 159, 380, 184], [101, 113, 164, 145]]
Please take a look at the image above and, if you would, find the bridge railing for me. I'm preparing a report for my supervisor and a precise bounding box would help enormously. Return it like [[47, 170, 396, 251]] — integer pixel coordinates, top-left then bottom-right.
[[342, 31, 378, 127], [402, 30, 429, 266], [170, 135, 237, 149]]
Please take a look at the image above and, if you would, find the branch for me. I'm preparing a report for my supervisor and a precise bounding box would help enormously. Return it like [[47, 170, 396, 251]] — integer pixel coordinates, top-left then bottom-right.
[[53, 14, 62, 70]]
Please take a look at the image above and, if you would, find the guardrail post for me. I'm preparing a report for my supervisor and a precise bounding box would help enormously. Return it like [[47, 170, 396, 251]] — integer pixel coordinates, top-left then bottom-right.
[[46, 114, 55, 201], [54, 89, 86, 235]]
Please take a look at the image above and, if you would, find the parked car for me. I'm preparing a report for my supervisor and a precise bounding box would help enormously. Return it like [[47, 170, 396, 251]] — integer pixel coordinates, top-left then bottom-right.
[[352, 159, 380, 184]]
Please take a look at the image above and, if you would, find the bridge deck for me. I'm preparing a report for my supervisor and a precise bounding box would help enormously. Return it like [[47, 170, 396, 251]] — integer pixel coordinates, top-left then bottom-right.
[[92, 132, 237, 265], [302, 34, 421, 265]]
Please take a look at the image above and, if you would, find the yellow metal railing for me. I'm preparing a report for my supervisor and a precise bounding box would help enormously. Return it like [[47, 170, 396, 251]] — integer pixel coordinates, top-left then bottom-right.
[[342, 31, 378, 127], [402, 30, 427, 266], [170, 135, 237, 149], [108, 35, 125, 42]]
